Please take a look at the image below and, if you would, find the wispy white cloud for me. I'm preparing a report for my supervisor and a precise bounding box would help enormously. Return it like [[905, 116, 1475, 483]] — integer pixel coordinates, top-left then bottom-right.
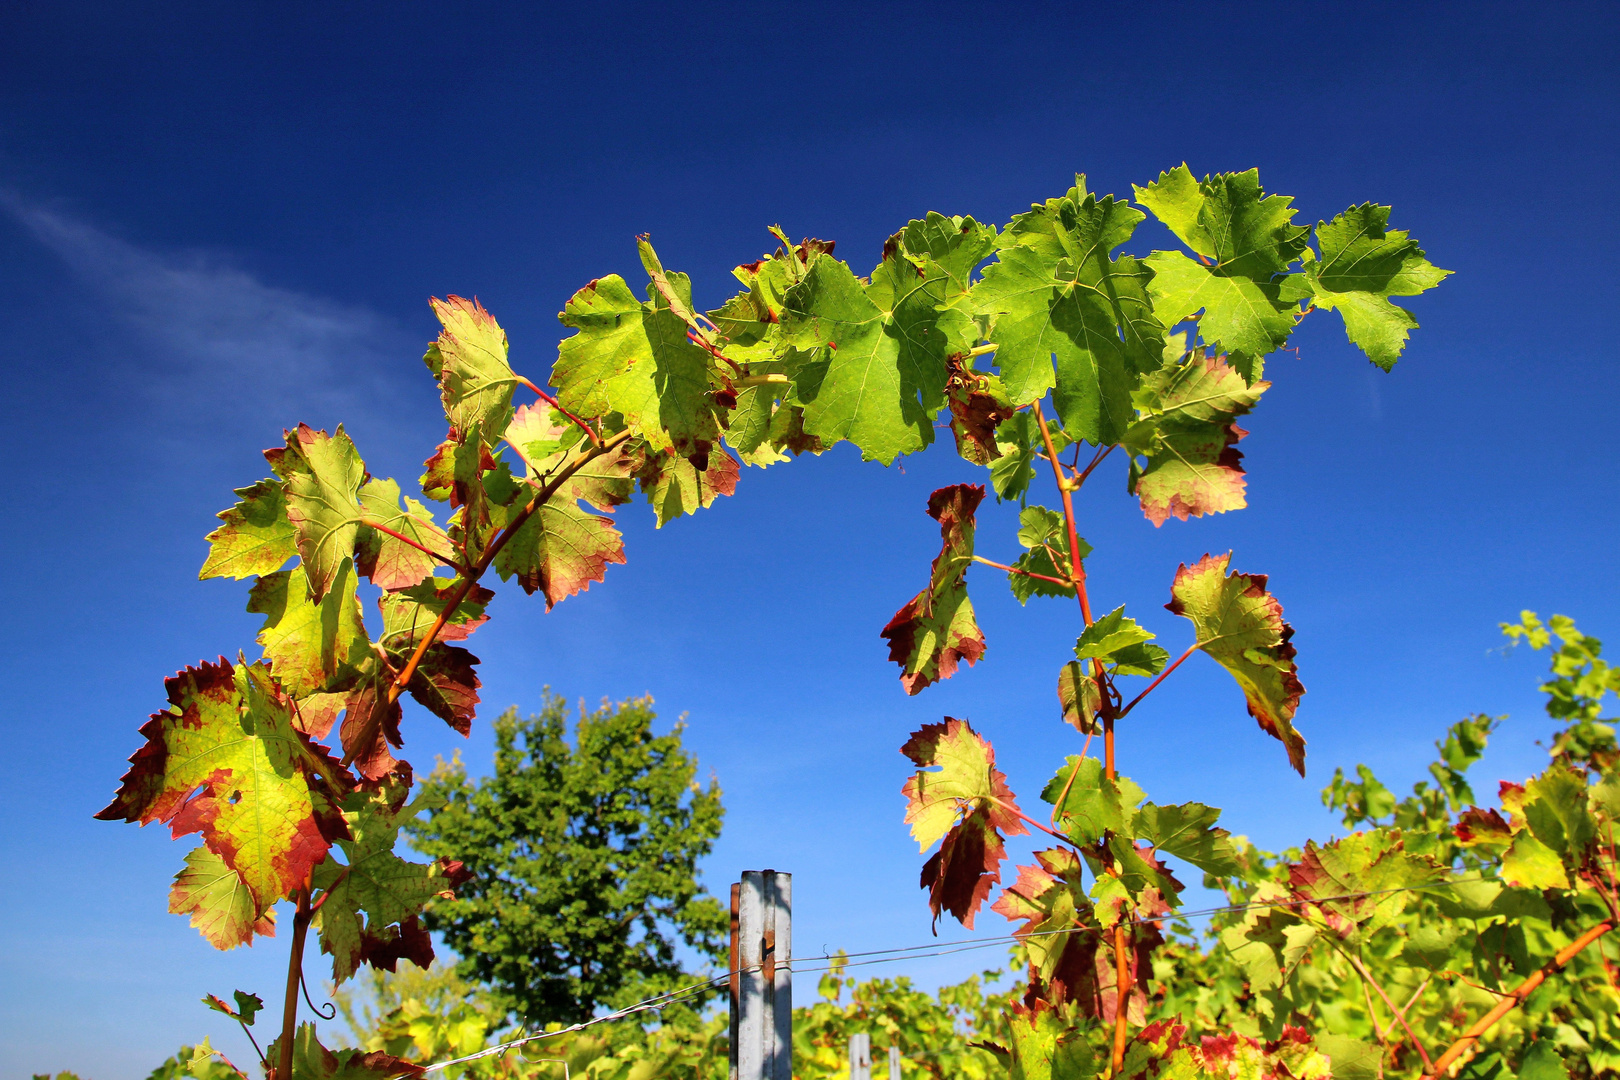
[[0, 191, 415, 425]]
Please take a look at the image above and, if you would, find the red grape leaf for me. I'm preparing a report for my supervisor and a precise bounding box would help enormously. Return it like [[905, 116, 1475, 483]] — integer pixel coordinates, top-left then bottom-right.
[[340, 671, 406, 782], [1123, 354, 1267, 527], [169, 845, 276, 950], [881, 484, 986, 695], [991, 848, 1102, 1008], [1166, 552, 1306, 774], [493, 490, 627, 610], [96, 660, 339, 935], [901, 717, 1028, 929], [403, 643, 480, 736], [637, 446, 740, 527], [1287, 832, 1442, 944], [265, 1024, 424, 1080]]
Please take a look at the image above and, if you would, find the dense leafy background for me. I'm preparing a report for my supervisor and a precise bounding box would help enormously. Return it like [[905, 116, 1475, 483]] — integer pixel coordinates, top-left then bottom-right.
[[3, 2, 1617, 1076]]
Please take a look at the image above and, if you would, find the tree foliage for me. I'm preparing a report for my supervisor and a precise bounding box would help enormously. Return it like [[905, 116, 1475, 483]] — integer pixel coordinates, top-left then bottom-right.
[[407, 695, 727, 1024]]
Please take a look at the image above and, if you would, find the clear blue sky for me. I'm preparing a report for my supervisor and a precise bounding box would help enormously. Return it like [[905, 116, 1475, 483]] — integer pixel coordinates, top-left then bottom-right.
[[3, 2, 1617, 1076]]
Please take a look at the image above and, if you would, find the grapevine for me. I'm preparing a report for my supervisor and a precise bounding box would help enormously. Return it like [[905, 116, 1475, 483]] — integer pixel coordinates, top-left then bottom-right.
[[99, 165, 1620, 1079]]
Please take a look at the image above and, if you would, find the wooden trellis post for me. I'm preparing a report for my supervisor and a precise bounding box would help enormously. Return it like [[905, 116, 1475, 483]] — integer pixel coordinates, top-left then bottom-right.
[[889, 1044, 902, 1079], [729, 870, 792, 1080], [848, 1033, 871, 1080]]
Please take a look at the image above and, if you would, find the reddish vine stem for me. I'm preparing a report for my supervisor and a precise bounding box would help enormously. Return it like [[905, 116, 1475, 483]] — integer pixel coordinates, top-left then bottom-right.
[[1426, 919, 1616, 1077], [1348, 952, 1434, 1071], [971, 554, 1074, 588], [514, 375, 601, 447], [1117, 644, 1201, 719], [277, 886, 314, 1080], [1031, 402, 1131, 1071], [358, 518, 468, 574], [338, 429, 633, 769]]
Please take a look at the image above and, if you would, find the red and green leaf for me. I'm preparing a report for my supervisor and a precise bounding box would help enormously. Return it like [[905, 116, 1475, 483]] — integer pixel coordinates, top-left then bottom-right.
[[882, 484, 987, 694]]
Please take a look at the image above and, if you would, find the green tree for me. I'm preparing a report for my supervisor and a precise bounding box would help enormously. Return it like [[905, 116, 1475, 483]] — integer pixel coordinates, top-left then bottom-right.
[[408, 693, 727, 1025]]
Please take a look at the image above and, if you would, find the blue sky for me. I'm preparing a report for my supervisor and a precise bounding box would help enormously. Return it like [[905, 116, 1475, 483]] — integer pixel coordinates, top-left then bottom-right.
[[3, 2, 1617, 1076]]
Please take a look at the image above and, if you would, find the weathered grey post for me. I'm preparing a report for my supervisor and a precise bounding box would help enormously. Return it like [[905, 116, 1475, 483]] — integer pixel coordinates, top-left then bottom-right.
[[848, 1033, 871, 1080], [730, 870, 792, 1080], [888, 1044, 902, 1079]]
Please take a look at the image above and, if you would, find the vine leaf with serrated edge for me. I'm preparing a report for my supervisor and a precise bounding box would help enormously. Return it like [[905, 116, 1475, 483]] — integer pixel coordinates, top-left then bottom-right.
[[636, 446, 741, 528], [1124, 353, 1267, 526], [1131, 801, 1241, 877], [1287, 831, 1443, 945], [779, 236, 976, 465], [246, 559, 372, 699], [312, 772, 468, 982], [354, 477, 456, 590], [1166, 552, 1306, 774], [1135, 167, 1309, 380], [1042, 755, 1145, 847], [423, 295, 517, 447], [551, 241, 730, 462], [266, 423, 367, 603], [881, 484, 987, 694], [1008, 505, 1086, 604], [265, 1023, 424, 1080], [901, 717, 1029, 930], [95, 659, 347, 945], [200, 479, 298, 581], [991, 848, 1105, 1009], [969, 176, 1166, 445], [1304, 203, 1450, 371]]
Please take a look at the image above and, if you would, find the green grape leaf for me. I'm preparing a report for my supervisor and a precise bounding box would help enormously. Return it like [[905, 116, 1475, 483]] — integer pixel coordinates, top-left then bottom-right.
[[1287, 831, 1444, 944], [1074, 606, 1155, 663], [881, 484, 986, 694], [552, 251, 729, 460], [1008, 505, 1085, 604], [1501, 833, 1569, 889], [267, 424, 367, 602], [265, 1023, 425, 1080], [354, 478, 456, 591], [169, 846, 275, 950], [901, 717, 1028, 929], [990, 848, 1103, 1002], [1136, 168, 1308, 376], [970, 179, 1165, 445], [1216, 882, 1315, 995], [1519, 1039, 1572, 1080], [96, 660, 343, 937], [1167, 552, 1306, 774], [779, 245, 971, 465], [1131, 801, 1241, 876], [1058, 660, 1100, 734], [425, 295, 516, 445], [1304, 204, 1450, 370], [313, 775, 468, 981], [1522, 766, 1598, 857], [1123, 353, 1267, 526], [200, 479, 297, 581], [246, 560, 371, 698], [891, 212, 999, 299], [376, 577, 492, 651], [1142, 252, 1294, 370], [1104, 835, 1184, 913], [1042, 755, 1145, 847], [988, 411, 1071, 504], [636, 447, 741, 527]]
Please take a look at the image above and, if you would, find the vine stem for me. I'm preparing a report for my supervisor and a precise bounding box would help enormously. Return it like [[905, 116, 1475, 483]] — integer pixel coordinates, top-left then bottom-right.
[[514, 375, 601, 447], [358, 519, 468, 574], [1347, 953, 1434, 1071], [971, 555, 1074, 589], [1117, 644, 1201, 719], [1426, 919, 1615, 1077], [278, 886, 314, 1080], [1031, 402, 1131, 1071], [339, 428, 634, 770]]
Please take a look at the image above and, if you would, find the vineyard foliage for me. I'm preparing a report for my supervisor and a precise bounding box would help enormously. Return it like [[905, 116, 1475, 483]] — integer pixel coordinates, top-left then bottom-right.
[[93, 163, 1617, 1079]]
